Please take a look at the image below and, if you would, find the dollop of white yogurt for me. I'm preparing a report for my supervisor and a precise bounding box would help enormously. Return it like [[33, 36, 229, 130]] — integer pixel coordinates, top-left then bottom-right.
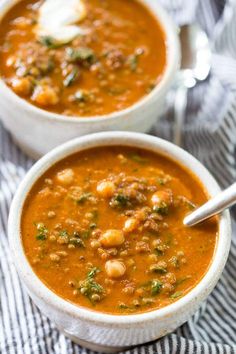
[[36, 0, 88, 43]]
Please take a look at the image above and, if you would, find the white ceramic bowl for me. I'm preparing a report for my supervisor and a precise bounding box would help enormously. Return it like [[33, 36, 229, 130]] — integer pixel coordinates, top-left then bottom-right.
[[0, 0, 180, 158], [8, 132, 231, 353]]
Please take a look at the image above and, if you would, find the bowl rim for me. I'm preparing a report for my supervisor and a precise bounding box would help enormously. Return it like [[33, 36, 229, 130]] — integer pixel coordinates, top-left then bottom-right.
[[8, 131, 231, 326], [0, 0, 180, 123]]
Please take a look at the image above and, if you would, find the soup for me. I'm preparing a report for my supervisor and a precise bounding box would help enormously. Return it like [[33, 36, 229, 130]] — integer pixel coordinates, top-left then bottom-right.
[[0, 0, 166, 117], [21, 147, 218, 315]]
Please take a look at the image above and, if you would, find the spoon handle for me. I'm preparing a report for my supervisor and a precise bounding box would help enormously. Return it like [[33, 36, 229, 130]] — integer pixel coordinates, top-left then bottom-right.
[[184, 182, 236, 226], [173, 85, 188, 146]]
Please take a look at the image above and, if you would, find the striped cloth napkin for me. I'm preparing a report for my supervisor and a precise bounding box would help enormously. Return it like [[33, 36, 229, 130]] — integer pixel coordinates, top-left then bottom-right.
[[1, 0, 236, 353]]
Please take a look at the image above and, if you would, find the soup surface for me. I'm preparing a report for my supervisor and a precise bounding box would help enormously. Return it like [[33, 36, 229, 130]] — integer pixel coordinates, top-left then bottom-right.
[[21, 147, 218, 315], [0, 0, 166, 117]]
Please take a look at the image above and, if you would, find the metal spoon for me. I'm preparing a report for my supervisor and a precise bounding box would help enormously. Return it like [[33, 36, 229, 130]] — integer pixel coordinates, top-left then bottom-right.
[[173, 24, 211, 146], [184, 182, 236, 226]]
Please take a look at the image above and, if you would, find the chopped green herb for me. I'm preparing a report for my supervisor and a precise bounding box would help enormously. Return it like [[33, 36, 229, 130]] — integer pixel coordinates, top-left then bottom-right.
[[170, 291, 183, 299], [153, 242, 168, 256], [76, 192, 92, 204], [110, 194, 129, 208], [129, 154, 148, 164], [69, 237, 85, 247], [89, 223, 97, 229], [79, 278, 104, 303], [155, 248, 164, 256], [169, 256, 180, 268], [35, 223, 48, 241], [118, 302, 137, 312], [87, 267, 100, 279], [175, 276, 192, 286], [73, 230, 90, 240], [36, 234, 47, 241], [146, 82, 156, 93], [186, 200, 196, 210], [59, 230, 69, 237], [74, 89, 92, 102], [153, 202, 169, 215], [39, 36, 65, 49], [63, 68, 80, 87], [150, 280, 162, 295], [81, 230, 91, 239], [66, 47, 96, 65], [157, 178, 166, 186], [150, 264, 167, 274], [79, 267, 104, 304], [127, 53, 141, 72], [74, 90, 86, 102]]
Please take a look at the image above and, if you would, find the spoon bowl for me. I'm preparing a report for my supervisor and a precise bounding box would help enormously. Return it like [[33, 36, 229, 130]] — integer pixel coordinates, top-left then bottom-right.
[[174, 24, 211, 145], [184, 182, 236, 226]]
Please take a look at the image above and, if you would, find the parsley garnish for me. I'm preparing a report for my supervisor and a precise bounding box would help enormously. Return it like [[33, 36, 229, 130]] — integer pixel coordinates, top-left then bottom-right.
[[153, 202, 169, 215], [39, 36, 65, 49], [79, 267, 104, 304], [110, 194, 129, 208], [66, 47, 96, 65], [63, 68, 80, 87], [170, 291, 183, 299], [129, 153, 148, 164], [76, 192, 92, 204], [35, 223, 48, 241], [151, 280, 163, 295]]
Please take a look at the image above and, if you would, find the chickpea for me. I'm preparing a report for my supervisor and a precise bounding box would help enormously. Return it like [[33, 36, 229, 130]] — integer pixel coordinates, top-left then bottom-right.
[[151, 190, 172, 207], [97, 181, 115, 198], [32, 85, 59, 106], [56, 169, 74, 185], [99, 229, 124, 247], [123, 217, 138, 233], [11, 77, 32, 96], [105, 260, 126, 278]]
